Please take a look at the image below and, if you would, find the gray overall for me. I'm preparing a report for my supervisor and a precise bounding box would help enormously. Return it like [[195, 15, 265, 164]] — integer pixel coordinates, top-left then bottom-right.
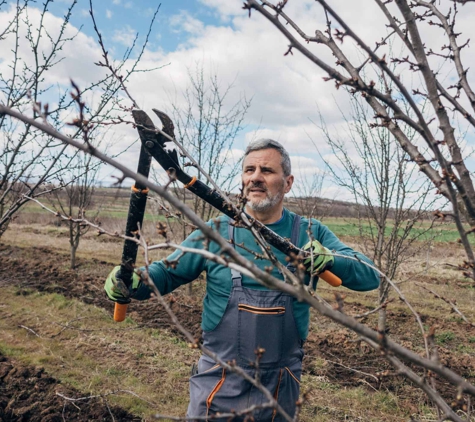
[[187, 216, 304, 421]]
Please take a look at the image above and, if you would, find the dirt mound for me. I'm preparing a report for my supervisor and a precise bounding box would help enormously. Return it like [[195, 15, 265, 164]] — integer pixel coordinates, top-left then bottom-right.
[[0, 353, 139, 421]]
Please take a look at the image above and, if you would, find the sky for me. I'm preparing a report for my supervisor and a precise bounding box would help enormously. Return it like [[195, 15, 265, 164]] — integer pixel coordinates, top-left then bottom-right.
[[2, 0, 475, 205]]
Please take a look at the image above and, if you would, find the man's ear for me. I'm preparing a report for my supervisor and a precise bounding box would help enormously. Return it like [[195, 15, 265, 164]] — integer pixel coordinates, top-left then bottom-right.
[[284, 175, 294, 193]]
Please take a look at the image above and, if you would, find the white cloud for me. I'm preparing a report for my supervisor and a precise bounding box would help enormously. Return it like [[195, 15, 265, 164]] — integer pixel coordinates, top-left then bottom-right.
[[123, 1, 380, 133], [112, 25, 136, 46], [243, 123, 332, 156], [291, 156, 321, 175], [0, 4, 140, 184], [219, 148, 245, 162], [170, 11, 204, 34], [198, 0, 241, 20], [0, 4, 104, 89], [4, 0, 475, 190], [114, 0, 475, 191], [106, 9, 112, 19]]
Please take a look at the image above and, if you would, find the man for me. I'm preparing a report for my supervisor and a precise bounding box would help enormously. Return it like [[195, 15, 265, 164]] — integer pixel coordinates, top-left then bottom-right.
[[105, 139, 379, 421]]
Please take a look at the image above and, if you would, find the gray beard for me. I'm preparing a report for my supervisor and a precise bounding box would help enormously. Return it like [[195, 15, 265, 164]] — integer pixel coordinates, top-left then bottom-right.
[[246, 190, 284, 213]]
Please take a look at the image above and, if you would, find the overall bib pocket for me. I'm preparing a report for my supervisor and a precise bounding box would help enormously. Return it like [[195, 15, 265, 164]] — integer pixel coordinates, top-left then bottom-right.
[[237, 301, 285, 366]]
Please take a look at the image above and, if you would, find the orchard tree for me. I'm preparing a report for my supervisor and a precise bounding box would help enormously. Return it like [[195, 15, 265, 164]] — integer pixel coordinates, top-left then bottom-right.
[[49, 134, 104, 269], [244, 0, 475, 281], [0, 0, 159, 241], [317, 94, 438, 330], [0, 0, 83, 237], [290, 163, 329, 219], [168, 64, 251, 225]]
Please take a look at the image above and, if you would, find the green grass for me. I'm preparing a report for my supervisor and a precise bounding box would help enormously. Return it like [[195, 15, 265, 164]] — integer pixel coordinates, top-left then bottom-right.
[[322, 217, 470, 243], [436, 331, 455, 345], [457, 344, 475, 354], [0, 343, 26, 358], [17, 194, 471, 244]]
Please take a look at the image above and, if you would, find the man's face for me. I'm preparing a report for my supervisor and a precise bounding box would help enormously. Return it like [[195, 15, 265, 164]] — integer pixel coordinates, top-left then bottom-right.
[[242, 148, 294, 213]]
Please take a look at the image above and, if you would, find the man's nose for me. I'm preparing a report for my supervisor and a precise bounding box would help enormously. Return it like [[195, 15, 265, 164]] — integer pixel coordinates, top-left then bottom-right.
[[250, 169, 264, 182]]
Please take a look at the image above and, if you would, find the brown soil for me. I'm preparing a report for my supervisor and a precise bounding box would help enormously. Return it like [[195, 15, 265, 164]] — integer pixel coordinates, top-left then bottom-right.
[[0, 353, 139, 421], [1, 242, 474, 418]]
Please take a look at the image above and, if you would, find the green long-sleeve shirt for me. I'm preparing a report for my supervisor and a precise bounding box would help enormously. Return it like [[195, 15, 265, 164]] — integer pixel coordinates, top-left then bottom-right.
[[135, 208, 379, 340]]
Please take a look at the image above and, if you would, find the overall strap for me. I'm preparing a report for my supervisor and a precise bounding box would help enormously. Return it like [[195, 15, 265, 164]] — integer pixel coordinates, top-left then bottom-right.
[[290, 214, 301, 246], [286, 214, 301, 273], [227, 219, 242, 287]]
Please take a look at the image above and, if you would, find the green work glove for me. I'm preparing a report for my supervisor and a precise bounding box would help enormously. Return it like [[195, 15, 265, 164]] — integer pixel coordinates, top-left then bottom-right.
[[303, 240, 334, 275], [104, 266, 142, 303]]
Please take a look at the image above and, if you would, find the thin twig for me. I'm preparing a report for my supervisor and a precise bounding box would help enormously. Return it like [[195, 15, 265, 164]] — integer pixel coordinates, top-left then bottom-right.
[[18, 325, 41, 338], [416, 283, 475, 327], [352, 299, 394, 319], [56, 389, 157, 407]]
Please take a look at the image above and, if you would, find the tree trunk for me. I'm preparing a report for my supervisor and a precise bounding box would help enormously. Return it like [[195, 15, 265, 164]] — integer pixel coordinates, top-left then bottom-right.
[[69, 221, 80, 270], [70, 244, 77, 270], [378, 277, 388, 333]]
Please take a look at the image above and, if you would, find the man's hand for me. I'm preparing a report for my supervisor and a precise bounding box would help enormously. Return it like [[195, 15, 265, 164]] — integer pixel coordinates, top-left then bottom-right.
[[104, 266, 142, 303], [303, 240, 334, 275]]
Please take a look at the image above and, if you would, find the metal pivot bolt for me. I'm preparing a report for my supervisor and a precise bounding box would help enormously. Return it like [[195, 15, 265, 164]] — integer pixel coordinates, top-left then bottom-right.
[[145, 141, 154, 148]]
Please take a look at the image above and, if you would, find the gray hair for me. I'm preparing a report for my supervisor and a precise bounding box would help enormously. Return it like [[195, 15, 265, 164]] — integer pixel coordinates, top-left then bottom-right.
[[243, 139, 292, 176]]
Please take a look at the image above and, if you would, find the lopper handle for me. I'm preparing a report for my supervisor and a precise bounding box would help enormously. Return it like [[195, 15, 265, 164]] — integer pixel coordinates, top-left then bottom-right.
[[113, 266, 134, 323], [319, 270, 342, 287], [114, 302, 128, 322]]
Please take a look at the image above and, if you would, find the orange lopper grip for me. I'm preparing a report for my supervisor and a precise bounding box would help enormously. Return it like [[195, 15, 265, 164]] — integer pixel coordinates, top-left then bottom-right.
[[114, 302, 128, 322], [319, 270, 342, 287]]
